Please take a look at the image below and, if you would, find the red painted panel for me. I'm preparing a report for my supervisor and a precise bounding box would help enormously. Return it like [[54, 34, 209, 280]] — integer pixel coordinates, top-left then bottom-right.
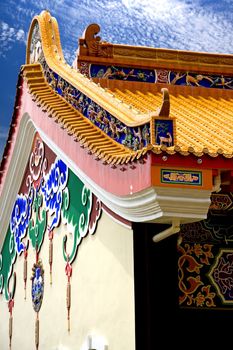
[[3, 81, 152, 197]]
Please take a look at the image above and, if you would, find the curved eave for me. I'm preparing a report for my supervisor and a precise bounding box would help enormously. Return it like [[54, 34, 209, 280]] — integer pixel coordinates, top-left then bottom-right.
[[26, 11, 154, 127], [1, 64, 233, 194], [0, 75, 152, 199], [0, 114, 211, 249], [0, 73, 214, 249]]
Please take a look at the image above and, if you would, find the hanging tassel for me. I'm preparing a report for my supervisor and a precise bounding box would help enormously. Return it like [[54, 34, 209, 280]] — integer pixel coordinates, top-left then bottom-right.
[[24, 248, 28, 300], [8, 273, 16, 350], [9, 315, 13, 350], [8, 299, 14, 350], [35, 314, 39, 350], [49, 238, 53, 285], [66, 281, 71, 332], [48, 229, 53, 285], [65, 256, 72, 332]]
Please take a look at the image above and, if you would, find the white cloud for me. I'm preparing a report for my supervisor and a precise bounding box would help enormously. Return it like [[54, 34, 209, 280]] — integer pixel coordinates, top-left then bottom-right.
[[15, 29, 25, 41], [0, 0, 232, 71], [112, 0, 233, 53], [1, 0, 233, 60], [62, 48, 76, 65], [67, 0, 232, 55], [0, 21, 26, 57]]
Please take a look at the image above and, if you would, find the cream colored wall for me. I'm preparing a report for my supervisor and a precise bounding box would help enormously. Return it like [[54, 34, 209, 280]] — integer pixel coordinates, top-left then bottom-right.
[[0, 210, 135, 350]]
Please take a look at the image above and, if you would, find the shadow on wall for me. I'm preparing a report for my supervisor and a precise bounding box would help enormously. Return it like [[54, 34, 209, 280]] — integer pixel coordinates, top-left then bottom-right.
[[91, 210, 133, 278]]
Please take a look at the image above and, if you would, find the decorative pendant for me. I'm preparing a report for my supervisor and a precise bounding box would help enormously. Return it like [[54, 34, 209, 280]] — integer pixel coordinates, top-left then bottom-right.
[[8, 272, 16, 350], [65, 254, 72, 332], [31, 246, 44, 350]]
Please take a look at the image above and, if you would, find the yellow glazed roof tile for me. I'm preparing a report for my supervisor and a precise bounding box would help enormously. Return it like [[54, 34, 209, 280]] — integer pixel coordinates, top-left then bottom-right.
[[109, 87, 233, 156], [21, 63, 233, 161]]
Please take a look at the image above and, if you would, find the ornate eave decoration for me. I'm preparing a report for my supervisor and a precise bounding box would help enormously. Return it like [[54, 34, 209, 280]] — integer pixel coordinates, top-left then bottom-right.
[[150, 88, 177, 147]]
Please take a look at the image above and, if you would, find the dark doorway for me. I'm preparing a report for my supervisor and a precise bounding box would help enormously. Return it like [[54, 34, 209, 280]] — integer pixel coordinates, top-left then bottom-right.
[[133, 222, 233, 348]]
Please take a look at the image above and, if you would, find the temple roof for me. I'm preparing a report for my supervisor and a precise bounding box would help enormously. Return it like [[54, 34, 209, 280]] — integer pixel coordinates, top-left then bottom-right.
[[1, 9, 233, 184], [21, 12, 233, 161], [13, 63, 233, 165], [107, 87, 233, 158], [1, 10, 233, 238]]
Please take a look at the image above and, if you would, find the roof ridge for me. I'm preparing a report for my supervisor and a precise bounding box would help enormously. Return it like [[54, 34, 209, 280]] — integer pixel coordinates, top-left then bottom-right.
[[26, 11, 179, 127]]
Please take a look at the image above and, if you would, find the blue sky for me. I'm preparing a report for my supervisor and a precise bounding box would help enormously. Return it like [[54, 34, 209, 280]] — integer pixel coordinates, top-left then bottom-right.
[[0, 0, 233, 158]]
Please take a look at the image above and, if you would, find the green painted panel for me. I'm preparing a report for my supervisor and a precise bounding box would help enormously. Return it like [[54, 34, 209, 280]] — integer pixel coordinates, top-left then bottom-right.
[[0, 228, 16, 300], [62, 169, 92, 264]]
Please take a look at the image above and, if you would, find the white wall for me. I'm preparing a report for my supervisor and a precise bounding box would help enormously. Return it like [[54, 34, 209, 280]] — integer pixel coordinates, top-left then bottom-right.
[[0, 211, 135, 350]]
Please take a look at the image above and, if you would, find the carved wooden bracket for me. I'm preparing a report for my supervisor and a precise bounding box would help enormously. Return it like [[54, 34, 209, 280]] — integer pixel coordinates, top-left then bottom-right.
[[79, 23, 113, 58]]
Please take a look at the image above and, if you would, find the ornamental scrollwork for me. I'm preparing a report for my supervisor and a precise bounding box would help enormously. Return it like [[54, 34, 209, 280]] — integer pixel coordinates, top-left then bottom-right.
[[0, 135, 102, 302], [178, 243, 216, 307]]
